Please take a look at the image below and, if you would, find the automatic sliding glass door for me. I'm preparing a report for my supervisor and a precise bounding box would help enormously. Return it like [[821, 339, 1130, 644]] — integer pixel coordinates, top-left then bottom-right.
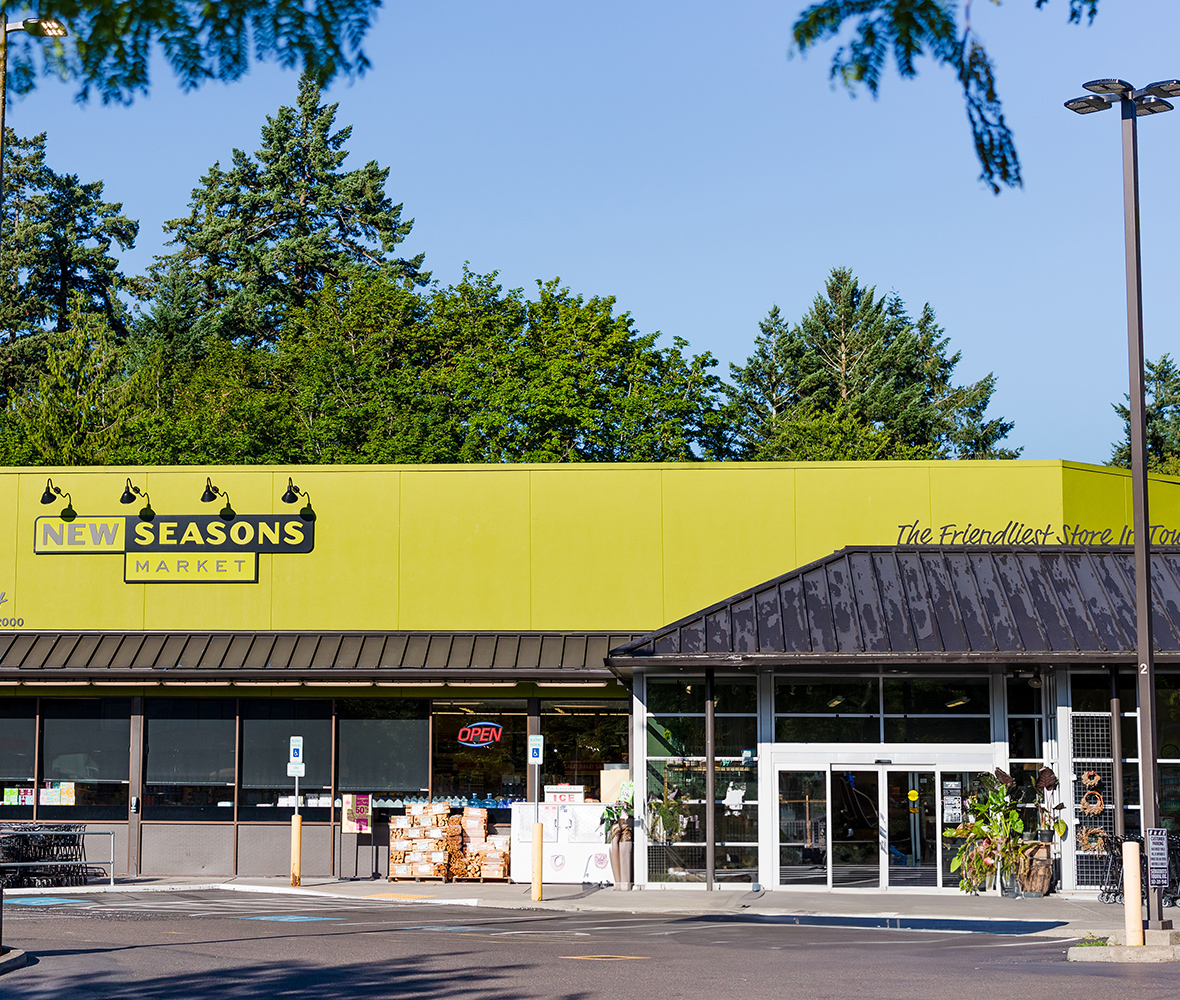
[[831, 770, 881, 888], [777, 764, 980, 889], [778, 771, 827, 886], [886, 770, 937, 888]]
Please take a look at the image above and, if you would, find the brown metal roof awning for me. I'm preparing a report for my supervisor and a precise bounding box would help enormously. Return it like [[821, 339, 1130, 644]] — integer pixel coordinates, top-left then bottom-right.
[[0, 632, 640, 684], [607, 546, 1180, 675]]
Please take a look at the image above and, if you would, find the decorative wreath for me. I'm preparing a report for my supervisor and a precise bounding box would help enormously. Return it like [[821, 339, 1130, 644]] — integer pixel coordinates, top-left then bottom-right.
[[1081, 771, 1102, 789], [1076, 826, 1109, 852], [1079, 789, 1105, 816]]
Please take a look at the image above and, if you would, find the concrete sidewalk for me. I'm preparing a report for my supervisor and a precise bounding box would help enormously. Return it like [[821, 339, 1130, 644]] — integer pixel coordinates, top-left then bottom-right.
[[5, 875, 1126, 938]]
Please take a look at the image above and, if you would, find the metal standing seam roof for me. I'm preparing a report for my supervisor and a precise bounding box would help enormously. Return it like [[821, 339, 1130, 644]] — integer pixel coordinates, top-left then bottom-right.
[[607, 546, 1180, 670], [0, 632, 640, 683]]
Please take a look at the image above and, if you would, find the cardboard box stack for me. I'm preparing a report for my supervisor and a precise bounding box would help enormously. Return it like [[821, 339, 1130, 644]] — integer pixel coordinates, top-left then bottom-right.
[[389, 801, 453, 880], [445, 806, 511, 880]]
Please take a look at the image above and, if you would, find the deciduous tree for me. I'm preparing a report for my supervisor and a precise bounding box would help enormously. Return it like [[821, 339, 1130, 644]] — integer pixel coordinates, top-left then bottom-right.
[[6, 0, 377, 104], [792, 1, 1100, 192]]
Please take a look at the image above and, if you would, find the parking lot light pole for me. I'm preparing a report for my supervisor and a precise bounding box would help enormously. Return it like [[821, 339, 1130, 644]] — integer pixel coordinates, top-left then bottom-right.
[[0, 14, 67, 244], [1065, 76, 1180, 931]]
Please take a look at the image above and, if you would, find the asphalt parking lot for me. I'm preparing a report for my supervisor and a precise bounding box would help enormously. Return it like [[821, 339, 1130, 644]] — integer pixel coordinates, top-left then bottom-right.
[[0, 890, 1175, 1000]]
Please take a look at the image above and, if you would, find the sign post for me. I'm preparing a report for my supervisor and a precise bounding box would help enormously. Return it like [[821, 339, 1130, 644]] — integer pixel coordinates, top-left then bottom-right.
[[288, 736, 305, 887], [528, 734, 544, 902]]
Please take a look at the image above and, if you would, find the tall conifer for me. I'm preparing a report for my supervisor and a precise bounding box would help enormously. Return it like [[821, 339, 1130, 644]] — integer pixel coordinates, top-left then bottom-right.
[[155, 75, 427, 346]]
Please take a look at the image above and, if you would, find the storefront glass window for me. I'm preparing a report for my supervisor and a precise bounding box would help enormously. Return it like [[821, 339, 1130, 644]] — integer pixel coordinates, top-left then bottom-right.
[[1157, 674, 1180, 761], [882, 678, 991, 743], [144, 698, 236, 821], [337, 699, 430, 795], [774, 679, 879, 743], [432, 699, 526, 812], [540, 700, 628, 801], [0, 698, 36, 819], [1162, 764, 1180, 832], [1007, 677, 1043, 762], [645, 677, 758, 883], [40, 698, 130, 820], [240, 699, 332, 822]]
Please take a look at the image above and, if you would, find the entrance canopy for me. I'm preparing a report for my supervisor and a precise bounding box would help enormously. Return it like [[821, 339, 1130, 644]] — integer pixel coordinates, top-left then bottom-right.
[[607, 546, 1180, 674], [0, 631, 637, 684]]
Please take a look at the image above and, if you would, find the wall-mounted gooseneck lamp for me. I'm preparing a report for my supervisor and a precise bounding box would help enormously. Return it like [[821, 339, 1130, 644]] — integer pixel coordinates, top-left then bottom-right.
[[40, 478, 76, 522], [280, 477, 316, 522], [201, 477, 235, 521], [119, 478, 155, 522]]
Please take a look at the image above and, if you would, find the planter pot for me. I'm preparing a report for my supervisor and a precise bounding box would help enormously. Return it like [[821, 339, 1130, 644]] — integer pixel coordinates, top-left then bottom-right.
[[1037, 830, 1054, 844], [618, 839, 633, 891], [608, 838, 621, 885], [1018, 843, 1053, 896]]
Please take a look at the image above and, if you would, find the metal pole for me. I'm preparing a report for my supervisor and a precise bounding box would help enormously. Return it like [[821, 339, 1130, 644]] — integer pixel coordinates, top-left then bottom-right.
[[1120, 93, 1167, 929], [1110, 668, 1125, 837], [705, 668, 715, 891], [0, 14, 8, 252]]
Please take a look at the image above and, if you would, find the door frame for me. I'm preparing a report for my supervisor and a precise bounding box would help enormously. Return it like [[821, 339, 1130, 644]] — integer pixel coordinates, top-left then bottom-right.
[[769, 748, 996, 891]]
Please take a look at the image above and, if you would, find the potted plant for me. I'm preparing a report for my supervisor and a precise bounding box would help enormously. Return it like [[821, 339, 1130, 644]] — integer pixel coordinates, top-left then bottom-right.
[[943, 769, 1028, 894], [601, 780, 634, 890], [1030, 767, 1068, 843], [943, 767, 1066, 896]]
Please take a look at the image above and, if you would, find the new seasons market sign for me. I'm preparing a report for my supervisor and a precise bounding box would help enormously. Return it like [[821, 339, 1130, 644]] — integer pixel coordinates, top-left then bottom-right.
[[33, 515, 314, 583]]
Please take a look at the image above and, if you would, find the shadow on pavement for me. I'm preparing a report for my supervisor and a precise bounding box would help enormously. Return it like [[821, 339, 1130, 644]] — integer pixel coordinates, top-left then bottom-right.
[[5, 952, 592, 1000]]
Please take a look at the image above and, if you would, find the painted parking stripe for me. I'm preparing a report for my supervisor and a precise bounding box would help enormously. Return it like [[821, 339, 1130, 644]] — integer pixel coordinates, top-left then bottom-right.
[[562, 955, 650, 961], [240, 915, 346, 922], [7, 897, 88, 906]]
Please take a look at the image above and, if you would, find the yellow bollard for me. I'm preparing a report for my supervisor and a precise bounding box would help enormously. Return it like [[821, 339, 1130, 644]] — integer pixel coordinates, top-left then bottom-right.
[[291, 814, 303, 888], [531, 823, 543, 901], [1123, 840, 1143, 946]]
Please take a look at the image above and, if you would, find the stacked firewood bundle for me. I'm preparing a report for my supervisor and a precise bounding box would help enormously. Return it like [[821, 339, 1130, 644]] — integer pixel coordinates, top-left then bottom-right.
[[444, 806, 511, 880], [387, 802, 511, 881], [389, 802, 454, 880]]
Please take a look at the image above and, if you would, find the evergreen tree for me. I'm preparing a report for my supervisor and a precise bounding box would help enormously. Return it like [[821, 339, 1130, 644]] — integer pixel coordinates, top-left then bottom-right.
[[0, 302, 141, 465], [1110, 353, 1180, 476], [124, 260, 214, 368], [153, 75, 427, 346], [0, 131, 51, 339], [728, 267, 1017, 461], [0, 128, 138, 336]]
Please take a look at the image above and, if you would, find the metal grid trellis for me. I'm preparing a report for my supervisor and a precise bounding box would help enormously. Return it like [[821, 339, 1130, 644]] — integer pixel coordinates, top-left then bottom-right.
[[1072, 713, 1116, 886]]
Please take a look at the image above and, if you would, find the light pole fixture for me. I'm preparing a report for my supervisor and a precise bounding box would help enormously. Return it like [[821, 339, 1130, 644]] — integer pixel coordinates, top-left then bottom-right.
[[280, 477, 316, 522], [201, 477, 235, 521], [1065, 76, 1175, 930], [0, 15, 67, 245], [119, 478, 154, 522], [39, 478, 75, 522]]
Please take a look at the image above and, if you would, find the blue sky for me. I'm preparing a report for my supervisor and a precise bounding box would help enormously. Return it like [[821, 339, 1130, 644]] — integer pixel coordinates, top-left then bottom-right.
[[9, 1, 1180, 464]]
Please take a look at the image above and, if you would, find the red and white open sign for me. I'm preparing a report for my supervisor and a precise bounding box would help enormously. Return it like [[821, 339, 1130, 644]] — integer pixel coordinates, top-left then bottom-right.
[[457, 722, 503, 747]]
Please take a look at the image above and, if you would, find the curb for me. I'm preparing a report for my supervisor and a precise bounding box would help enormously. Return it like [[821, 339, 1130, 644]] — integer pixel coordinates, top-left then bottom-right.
[[0, 948, 28, 976], [1068, 944, 1180, 963], [5, 882, 480, 907]]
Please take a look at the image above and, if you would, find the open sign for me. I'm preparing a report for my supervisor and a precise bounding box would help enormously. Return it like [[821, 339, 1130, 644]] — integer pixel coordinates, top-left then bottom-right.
[[457, 722, 504, 747]]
